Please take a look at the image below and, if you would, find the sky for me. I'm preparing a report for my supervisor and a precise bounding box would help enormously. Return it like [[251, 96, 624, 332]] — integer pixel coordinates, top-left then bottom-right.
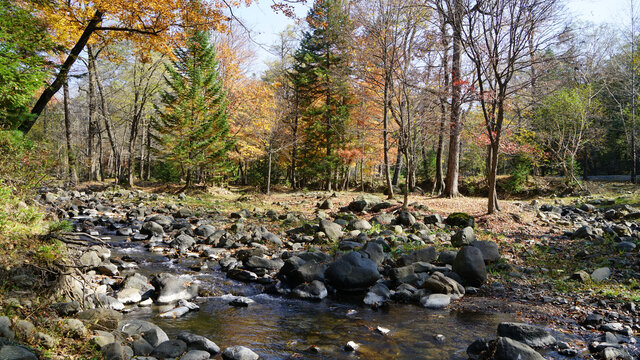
[[231, 0, 633, 75]]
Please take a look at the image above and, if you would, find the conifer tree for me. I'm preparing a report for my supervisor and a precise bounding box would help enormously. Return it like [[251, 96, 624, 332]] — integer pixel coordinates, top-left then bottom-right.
[[292, 0, 353, 190], [155, 30, 233, 188]]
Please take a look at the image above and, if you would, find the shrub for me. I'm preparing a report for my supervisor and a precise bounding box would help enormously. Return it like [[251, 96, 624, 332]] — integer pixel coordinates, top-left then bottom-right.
[[505, 155, 532, 193], [0, 130, 56, 194]]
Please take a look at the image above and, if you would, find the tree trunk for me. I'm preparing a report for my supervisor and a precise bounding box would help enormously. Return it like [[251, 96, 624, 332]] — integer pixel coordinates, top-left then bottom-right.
[[21, 11, 103, 133], [144, 119, 152, 181], [443, 0, 463, 198], [96, 67, 120, 183], [383, 74, 394, 199], [87, 45, 99, 181], [392, 150, 403, 186], [487, 142, 500, 214], [63, 78, 78, 186], [267, 144, 273, 196], [403, 151, 410, 208]]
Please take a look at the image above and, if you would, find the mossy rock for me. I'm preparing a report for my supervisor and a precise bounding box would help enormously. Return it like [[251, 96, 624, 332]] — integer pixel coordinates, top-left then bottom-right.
[[445, 212, 475, 228]]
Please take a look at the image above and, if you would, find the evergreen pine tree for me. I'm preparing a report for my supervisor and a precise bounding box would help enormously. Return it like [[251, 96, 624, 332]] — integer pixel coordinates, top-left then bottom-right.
[[292, 0, 352, 190], [155, 30, 233, 187]]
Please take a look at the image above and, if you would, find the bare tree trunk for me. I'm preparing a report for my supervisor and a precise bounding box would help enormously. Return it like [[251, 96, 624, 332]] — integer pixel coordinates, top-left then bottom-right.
[[63, 78, 78, 186], [487, 142, 500, 214], [267, 143, 273, 196], [96, 68, 120, 183], [443, 0, 463, 198], [139, 117, 146, 180], [145, 119, 152, 180], [383, 74, 394, 199], [392, 150, 403, 186], [403, 151, 410, 208], [87, 46, 99, 181]]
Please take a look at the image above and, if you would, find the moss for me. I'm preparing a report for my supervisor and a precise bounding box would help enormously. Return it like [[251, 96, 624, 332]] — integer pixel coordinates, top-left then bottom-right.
[[445, 212, 475, 228]]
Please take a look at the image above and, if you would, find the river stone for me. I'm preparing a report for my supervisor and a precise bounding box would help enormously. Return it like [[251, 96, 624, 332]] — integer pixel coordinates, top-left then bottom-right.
[[0, 316, 15, 340], [102, 342, 128, 360], [141, 221, 164, 237], [360, 241, 384, 266], [591, 267, 611, 282], [371, 213, 395, 226], [319, 198, 333, 209], [319, 220, 344, 241], [177, 332, 220, 355], [445, 213, 475, 228], [422, 272, 465, 300], [172, 234, 196, 252], [397, 211, 417, 226], [152, 273, 198, 304], [451, 227, 475, 247], [424, 214, 443, 224], [35, 332, 55, 349], [174, 208, 193, 218], [489, 337, 545, 360], [14, 320, 35, 339], [117, 288, 142, 304], [245, 256, 284, 271], [453, 246, 487, 287], [151, 340, 187, 358], [497, 322, 556, 348], [571, 270, 590, 283], [616, 241, 636, 252], [122, 273, 154, 296], [91, 331, 115, 349], [88, 293, 124, 311], [222, 346, 259, 360], [471, 240, 500, 263], [602, 347, 633, 360], [325, 251, 381, 291], [132, 336, 154, 356], [61, 318, 87, 338], [118, 320, 169, 347], [51, 301, 81, 316], [77, 308, 123, 331], [181, 350, 211, 360], [262, 232, 283, 246], [348, 194, 382, 212], [79, 251, 101, 267], [96, 262, 119, 276], [397, 246, 437, 266], [195, 225, 216, 238], [280, 258, 326, 287], [349, 219, 372, 231], [438, 250, 457, 265], [420, 294, 451, 309], [363, 282, 391, 307], [292, 280, 328, 301], [0, 346, 38, 360]]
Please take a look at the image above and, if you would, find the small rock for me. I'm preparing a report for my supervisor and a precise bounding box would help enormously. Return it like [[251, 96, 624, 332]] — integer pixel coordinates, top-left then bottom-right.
[[344, 341, 360, 352], [221, 345, 259, 360]]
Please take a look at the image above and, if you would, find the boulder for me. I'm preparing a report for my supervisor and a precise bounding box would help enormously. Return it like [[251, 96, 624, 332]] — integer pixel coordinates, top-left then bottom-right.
[[497, 322, 556, 348], [471, 240, 500, 263], [77, 308, 123, 331], [79, 251, 101, 268], [318, 199, 333, 210], [319, 220, 344, 241], [363, 282, 391, 307], [453, 246, 487, 287], [397, 211, 416, 226], [360, 242, 385, 266], [221, 346, 259, 360], [151, 340, 188, 358], [421, 272, 465, 300], [420, 294, 451, 309], [591, 267, 611, 282], [488, 337, 545, 360], [195, 225, 216, 238], [291, 280, 328, 301], [438, 250, 457, 265], [445, 212, 475, 228], [397, 246, 437, 267], [141, 221, 164, 237], [118, 320, 168, 347], [177, 332, 220, 355], [244, 256, 284, 271], [371, 213, 395, 226], [424, 214, 443, 225], [181, 350, 212, 360], [348, 194, 382, 212], [451, 227, 475, 247], [152, 273, 198, 304], [325, 251, 381, 291], [349, 219, 372, 231]]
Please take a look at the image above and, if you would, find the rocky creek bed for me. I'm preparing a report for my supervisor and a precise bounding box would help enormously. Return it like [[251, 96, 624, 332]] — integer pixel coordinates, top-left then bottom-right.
[[0, 188, 639, 359]]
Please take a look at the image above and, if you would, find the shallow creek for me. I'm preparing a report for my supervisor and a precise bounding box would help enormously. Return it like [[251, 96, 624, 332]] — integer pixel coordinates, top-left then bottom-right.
[[108, 240, 514, 360]]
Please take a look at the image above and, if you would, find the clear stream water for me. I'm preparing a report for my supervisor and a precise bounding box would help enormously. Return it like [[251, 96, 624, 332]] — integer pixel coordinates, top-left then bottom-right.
[[108, 240, 514, 360]]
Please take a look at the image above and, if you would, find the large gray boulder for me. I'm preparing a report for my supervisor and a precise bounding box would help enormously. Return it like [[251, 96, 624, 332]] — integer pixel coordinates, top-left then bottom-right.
[[471, 240, 500, 263], [451, 227, 475, 247], [497, 322, 556, 348], [319, 220, 344, 241], [117, 320, 168, 347], [421, 272, 465, 300], [325, 251, 381, 291], [0, 346, 38, 360], [177, 332, 220, 355], [348, 194, 382, 212], [171, 234, 196, 253], [152, 273, 198, 304], [489, 337, 545, 360], [453, 246, 487, 287], [141, 221, 164, 237], [397, 246, 436, 266], [151, 340, 187, 358]]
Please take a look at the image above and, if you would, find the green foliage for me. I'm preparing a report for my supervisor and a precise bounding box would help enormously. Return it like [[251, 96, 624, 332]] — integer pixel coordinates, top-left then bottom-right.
[[505, 155, 532, 193], [0, 0, 56, 129], [150, 160, 182, 183], [48, 220, 73, 234], [0, 130, 56, 194], [155, 30, 234, 186], [292, 0, 353, 187], [35, 240, 65, 264]]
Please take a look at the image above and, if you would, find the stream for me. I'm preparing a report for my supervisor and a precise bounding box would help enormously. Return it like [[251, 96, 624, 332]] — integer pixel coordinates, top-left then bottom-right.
[[106, 238, 514, 360]]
